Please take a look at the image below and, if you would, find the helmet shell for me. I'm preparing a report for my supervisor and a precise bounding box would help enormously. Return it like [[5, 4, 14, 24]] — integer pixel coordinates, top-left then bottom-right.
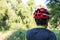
[[33, 8, 49, 19]]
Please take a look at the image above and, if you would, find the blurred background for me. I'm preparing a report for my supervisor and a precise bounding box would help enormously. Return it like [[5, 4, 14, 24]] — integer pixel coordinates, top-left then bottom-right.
[[0, 0, 60, 40]]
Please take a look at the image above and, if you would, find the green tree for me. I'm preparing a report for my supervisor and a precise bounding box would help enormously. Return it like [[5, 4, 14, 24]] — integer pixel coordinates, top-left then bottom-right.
[[47, 0, 60, 28], [0, 0, 10, 30], [0, 0, 35, 31]]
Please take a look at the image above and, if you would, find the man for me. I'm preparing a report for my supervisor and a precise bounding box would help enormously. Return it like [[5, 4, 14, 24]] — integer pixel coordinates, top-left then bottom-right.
[[26, 8, 56, 40]]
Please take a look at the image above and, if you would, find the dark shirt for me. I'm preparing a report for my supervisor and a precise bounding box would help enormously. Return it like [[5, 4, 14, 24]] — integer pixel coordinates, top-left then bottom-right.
[[26, 28, 56, 40]]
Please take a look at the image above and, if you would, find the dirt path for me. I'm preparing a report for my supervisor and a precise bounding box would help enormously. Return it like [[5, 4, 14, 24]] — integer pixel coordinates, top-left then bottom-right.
[[0, 30, 14, 40]]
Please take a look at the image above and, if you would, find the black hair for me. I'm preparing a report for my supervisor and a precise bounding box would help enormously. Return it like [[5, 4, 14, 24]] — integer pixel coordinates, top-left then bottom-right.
[[35, 18, 48, 26]]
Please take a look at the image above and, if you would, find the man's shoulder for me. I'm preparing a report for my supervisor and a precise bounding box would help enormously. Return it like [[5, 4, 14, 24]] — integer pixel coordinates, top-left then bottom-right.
[[45, 29, 56, 36], [27, 28, 54, 34], [44, 29, 54, 33], [27, 28, 51, 32]]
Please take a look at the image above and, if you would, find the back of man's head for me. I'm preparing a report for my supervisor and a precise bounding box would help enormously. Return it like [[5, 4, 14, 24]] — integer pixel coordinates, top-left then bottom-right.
[[33, 8, 50, 26]]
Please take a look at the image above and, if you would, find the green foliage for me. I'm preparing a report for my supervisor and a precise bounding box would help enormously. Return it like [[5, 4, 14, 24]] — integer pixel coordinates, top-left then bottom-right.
[[52, 30, 60, 40], [47, 0, 60, 28], [7, 29, 26, 40], [0, 0, 35, 31], [27, 0, 34, 7], [0, 0, 10, 30]]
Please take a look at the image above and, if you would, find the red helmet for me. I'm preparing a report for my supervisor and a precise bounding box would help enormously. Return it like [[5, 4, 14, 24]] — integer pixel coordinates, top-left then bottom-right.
[[33, 8, 49, 19]]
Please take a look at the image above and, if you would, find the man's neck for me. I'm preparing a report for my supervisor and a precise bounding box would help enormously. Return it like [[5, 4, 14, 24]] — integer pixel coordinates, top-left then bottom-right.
[[34, 25, 47, 28]]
